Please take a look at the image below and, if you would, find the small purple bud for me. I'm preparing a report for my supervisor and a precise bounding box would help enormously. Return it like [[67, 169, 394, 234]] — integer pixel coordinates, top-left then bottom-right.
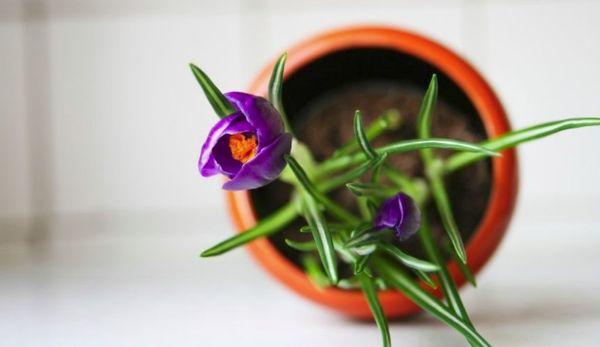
[[198, 92, 292, 191], [374, 193, 421, 241]]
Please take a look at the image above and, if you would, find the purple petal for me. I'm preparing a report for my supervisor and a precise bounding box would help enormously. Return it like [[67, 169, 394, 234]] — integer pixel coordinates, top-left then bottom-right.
[[198, 113, 253, 177], [225, 92, 284, 145], [374, 197, 400, 230], [395, 193, 421, 241], [374, 193, 421, 241], [222, 133, 292, 191]]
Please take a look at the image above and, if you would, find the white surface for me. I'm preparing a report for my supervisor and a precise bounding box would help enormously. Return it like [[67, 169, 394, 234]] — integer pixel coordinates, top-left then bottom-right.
[[1, 0, 600, 219], [2, 198, 600, 347]]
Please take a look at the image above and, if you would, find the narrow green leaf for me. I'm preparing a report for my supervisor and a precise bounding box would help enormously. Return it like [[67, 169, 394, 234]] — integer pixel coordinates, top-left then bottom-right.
[[416, 75, 466, 264], [359, 273, 391, 347], [267, 52, 294, 134], [445, 240, 477, 287], [417, 74, 438, 140], [284, 238, 317, 252], [379, 242, 439, 272], [300, 224, 347, 234], [417, 214, 474, 326], [414, 269, 437, 289], [346, 182, 396, 198], [286, 155, 361, 224], [350, 223, 374, 238], [317, 154, 388, 192], [200, 202, 297, 257], [189, 63, 235, 118], [302, 254, 331, 288], [331, 240, 373, 277], [354, 110, 378, 159], [374, 258, 490, 347], [316, 138, 499, 177], [457, 257, 477, 287], [333, 109, 402, 158], [303, 198, 338, 285], [354, 254, 372, 275], [345, 228, 380, 248], [428, 170, 467, 264], [444, 117, 600, 173]]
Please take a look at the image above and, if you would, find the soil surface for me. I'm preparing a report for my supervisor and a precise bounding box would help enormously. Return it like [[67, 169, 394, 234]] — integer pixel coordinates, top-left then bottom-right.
[[250, 82, 492, 279]]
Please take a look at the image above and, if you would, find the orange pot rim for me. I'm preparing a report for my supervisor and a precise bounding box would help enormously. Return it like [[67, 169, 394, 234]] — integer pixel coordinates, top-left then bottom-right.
[[226, 25, 519, 318]]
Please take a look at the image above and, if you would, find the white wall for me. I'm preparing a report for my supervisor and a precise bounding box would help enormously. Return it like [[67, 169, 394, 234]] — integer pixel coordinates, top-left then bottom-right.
[[1, 0, 599, 226]]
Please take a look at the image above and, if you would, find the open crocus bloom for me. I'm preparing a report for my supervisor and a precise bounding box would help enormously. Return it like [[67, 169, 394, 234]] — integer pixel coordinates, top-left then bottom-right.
[[198, 92, 292, 191], [374, 192, 421, 241]]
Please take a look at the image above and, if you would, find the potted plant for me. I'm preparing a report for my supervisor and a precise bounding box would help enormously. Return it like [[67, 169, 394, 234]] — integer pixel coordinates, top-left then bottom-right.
[[191, 26, 599, 346]]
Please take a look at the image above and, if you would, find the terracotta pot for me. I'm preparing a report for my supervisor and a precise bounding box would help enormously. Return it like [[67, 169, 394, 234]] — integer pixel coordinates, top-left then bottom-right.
[[226, 26, 518, 318]]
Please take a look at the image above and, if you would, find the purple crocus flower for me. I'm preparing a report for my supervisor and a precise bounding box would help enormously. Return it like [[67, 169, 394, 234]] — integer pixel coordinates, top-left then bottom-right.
[[198, 92, 292, 191], [374, 193, 421, 241]]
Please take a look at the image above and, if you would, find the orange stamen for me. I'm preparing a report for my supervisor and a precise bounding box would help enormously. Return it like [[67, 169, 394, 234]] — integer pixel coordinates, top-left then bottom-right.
[[228, 133, 258, 163]]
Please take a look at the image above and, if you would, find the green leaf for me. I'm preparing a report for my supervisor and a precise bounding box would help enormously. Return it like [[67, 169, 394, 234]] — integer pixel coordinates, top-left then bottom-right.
[[302, 198, 338, 285], [416, 75, 466, 265], [379, 242, 439, 272], [267, 52, 294, 135], [429, 171, 467, 264], [417, 74, 438, 140], [457, 257, 477, 287], [345, 228, 380, 248], [346, 182, 396, 198], [189, 63, 235, 118], [318, 153, 388, 192], [200, 202, 297, 257], [414, 269, 437, 289], [354, 254, 372, 275], [286, 155, 361, 224], [284, 238, 317, 252], [374, 257, 490, 347], [444, 117, 600, 173], [354, 110, 379, 159], [316, 138, 499, 176], [350, 223, 374, 238], [300, 224, 347, 234], [333, 109, 402, 158], [359, 273, 391, 347], [302, 254, 331, 288], [417, 214, 474, 327]]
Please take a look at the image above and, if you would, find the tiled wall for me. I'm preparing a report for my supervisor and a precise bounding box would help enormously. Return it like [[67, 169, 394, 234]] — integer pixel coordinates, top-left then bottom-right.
[[1, 0, 599, 223]]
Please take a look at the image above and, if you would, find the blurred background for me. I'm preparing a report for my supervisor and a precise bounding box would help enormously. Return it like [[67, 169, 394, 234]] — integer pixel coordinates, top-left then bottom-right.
[[1, 0, 599, 346]]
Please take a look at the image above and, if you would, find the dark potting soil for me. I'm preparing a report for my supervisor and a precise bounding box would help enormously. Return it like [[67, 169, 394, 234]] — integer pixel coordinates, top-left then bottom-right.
[[250, 82, 492, 280]]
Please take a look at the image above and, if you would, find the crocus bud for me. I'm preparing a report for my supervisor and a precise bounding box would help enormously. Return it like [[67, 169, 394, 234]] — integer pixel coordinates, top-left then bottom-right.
[[198, 92, 292, 190], [374, 193, 421, 241]]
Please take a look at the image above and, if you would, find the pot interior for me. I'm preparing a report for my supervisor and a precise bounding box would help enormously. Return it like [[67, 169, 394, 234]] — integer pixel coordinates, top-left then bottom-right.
[[250, 47, 492, 279]]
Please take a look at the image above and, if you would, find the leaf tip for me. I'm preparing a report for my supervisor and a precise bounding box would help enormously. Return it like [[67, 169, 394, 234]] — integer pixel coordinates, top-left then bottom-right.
[[199, 248, 216, 257]]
